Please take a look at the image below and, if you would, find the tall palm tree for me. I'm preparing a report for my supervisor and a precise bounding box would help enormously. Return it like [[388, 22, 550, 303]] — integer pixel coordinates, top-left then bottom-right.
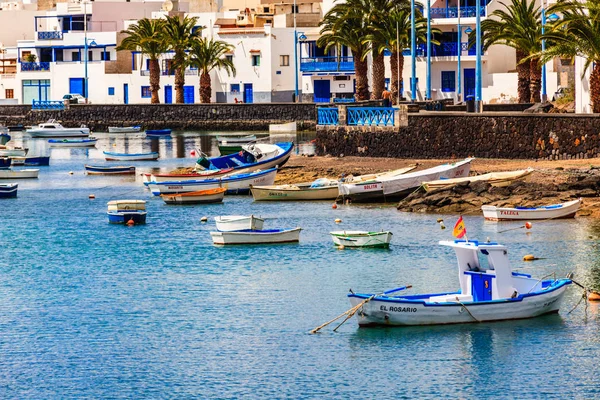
[[543, 0, 600, 112], [188, 38, 236, 103], [117, 18, 168, 104], [163, 15, 202, 103], [479, 0, 543, 103], [319, 4, 371, 101]]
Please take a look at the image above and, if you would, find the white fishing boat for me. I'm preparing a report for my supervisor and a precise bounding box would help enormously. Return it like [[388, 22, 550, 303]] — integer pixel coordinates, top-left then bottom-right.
[[347, 239, 572, 326], [103, 151, 159, 161], [210, 228, 301, 245], [0, 147, 28, 157], [27, 119, 90, 138], [108, 125, 142, 133], [142, 167, 237, 184], [423, 168, 534, 191], [214, 215, 265, 232], [338, 158, 473, 202], [481, 198, 581, 221], [195, 142, 293, 173], [0, 168, 39, 179], [107, 200, 147, 224], [160, 187, 226, 205], [330, 231, 393, 248]]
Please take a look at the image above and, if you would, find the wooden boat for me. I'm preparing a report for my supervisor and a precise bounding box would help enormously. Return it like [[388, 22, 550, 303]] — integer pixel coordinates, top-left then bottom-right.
[[0, 133, 11, 145], [10, 156, 50, 166], [347, 239, 572, 326], [0, 168, 39, 179], [108, 125, 142, 133], [85, 165, 136, 175], [48, 137, 98, 147], [330, 231, 393, 248], [27, 119, 90, 137], [210, 228, 301, 245], [147, 168, 277, 196], [107, 200, 147, 224], [0, 183, 17, 198], [103, 151, 159, 161], [0, 147, 28, 157], [338, 158, 473, 203], [142, 167, 236, 184], [423, 168, 534, 191], [145, 129, 172, 137], [217, 135, 257, 155], [161, 187, 226, 204], [196, 142, 293, 173], [215, 215, 265, 232], [481, 198, 581, 221]]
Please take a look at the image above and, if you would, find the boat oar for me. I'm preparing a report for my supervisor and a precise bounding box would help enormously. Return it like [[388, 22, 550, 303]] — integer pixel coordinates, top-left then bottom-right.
[[384, 285, 413, 295]]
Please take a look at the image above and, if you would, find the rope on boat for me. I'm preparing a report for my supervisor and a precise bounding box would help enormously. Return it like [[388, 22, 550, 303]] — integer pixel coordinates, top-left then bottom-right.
[[455, 297, 480, 322], [567, 289, 588, 315], [310, 295, 375, 334]]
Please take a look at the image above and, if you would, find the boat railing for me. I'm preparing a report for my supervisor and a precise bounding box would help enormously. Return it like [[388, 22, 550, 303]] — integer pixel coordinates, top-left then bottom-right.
[[317, 105, 408, 128], [32, 100, 65, 111]]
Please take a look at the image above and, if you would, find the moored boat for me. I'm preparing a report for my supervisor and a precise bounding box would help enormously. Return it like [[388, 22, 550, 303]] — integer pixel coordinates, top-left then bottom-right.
[[161, 187, 226, 204], [145, 129, 172, 137], [0, 168, 39, 179], [347, 239, 572, 326], [215, 215, 264, 232], [108, 125, 142, 133], [210, 228, 301, 245], [423, 168, 534, 191], [195, 142, 293, 173], [330, 231, 393, 248], [85, 165, 136, 175], [0, 183, 17, 198], [103, 151, 159, 161], [27, 119, 90, 138], [10, 156, 50, 166], [481, 198, 581, 221], [142, 167, 236, 184], [48, 137, 98, 147], [251, 178, 339, 201], [107, 200, 147, 224], [0, 147, 28, 157], [217, 134, 257, 155]]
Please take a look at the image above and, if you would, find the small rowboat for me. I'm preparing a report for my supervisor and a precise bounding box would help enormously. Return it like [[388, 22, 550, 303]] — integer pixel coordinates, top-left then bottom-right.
[[217, 134, 257, 155], [215, 215, 264, 232], [481, 198, 581, 221], [210, 228, 301, 245], [0, 183, 17, 198], [0, 147, 28, 157], [330, 231, 393, 248], [48, 137, 98, 147], [142, 167, 235, 184], [0, 168, 39, 179], [103, 151, 159, 161], [161, 187, 226, 204], [145, 129, 171, 137], [85, 165, 136, 175], [107, 200, 147, 224], [423, 168, 534, 191], [108, 125, 142, 133]]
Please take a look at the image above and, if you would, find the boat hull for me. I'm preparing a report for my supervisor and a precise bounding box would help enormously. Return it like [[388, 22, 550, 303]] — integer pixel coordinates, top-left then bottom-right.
[[161, 188, 226, 204], [28, 129, 90, 138], [215, 215, 264, 231], [85, 165, 136, 175], [330, 231, 392, 248], [251, 183, 339, 201], [143, 167, 236, 183], [482, 199, 581, 221], [210, 228, 301, 245], [0, 148, 27, 157], [0, 183, 17, 198], [107, 210, 147, 224], [49, 139, 97, 147], [108, 126, 142, 133], [103, 151, 159, 161], [145, 129, 171, 137], [0, 169, 39, 179]]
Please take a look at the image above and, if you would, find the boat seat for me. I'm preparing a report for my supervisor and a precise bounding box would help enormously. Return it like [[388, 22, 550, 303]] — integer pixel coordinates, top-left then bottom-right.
[[230, 158, 246, 167], [428, 294, 473, 303]]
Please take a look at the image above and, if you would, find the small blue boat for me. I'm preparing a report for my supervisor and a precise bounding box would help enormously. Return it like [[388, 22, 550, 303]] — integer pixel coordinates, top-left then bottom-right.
[[0, 157, 11, 169], [24, 156, 50, 166], [145, 129, 171, 137], [85, 165, 136, 175], [0, 183, 17, 198], [48, 138, 98, 147], [103, 151, 159, 161], [107, 200, 147, 224], [197, 142, 293, 172]]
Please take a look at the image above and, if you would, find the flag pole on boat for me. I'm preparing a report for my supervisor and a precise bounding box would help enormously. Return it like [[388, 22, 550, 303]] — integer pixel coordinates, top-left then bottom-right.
[[453, 216, 468, 242]]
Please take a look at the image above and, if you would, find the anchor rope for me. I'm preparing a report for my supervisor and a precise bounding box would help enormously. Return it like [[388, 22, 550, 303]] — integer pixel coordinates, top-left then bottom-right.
[[455, 297, 480, 322]]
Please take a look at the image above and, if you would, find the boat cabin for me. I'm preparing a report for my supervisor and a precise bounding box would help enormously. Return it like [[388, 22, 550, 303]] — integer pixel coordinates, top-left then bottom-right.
[[107, 200, 146, 212], [430, 240, 544, 303]]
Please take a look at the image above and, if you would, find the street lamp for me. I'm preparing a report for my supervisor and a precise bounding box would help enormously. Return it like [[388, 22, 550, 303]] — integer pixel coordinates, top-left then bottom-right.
[[475, 0, 482, 112], [456, 1, 463, 103], [541, 6, 559, 102], [294, 32, 306, 103], [426, 0, 431, 100], [82, 0, 91, 104], [410, 0, 416, 102]]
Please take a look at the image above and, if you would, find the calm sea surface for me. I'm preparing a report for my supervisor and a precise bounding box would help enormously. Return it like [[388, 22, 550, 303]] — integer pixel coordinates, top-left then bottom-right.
[[1, 131, 599, 398]]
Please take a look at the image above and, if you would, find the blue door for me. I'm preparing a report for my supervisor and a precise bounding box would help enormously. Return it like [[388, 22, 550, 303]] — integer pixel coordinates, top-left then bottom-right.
[[314, 80, 331, 103], [243, 83, 253, 104], [123, 83, 129, 104], [183, 85, 194, 104], [464, 68, 475, 99], [165, 85, 172, 104], [471, 273, 493, 302], [69, 78, 85, 96]]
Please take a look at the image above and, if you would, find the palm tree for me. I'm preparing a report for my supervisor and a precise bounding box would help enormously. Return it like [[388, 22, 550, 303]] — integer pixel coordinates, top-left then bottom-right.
[[163, 15, 202, 103], [479, 0, 543, 103], [319, 4, 371, 101], [543, 0, 600, 112], [188, 38, 236, 103], [117, 18, 168, 104]]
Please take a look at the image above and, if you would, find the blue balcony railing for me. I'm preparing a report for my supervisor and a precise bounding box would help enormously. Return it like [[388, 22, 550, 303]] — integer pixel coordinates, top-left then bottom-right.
[[403, 43, 479, 57], [300, 56, 354, 73], [21, 62, 50, 72], [348, 107, 395, 127], [430, 6, 487, 18], [32, 100, 65, 110], [37, 31, 63, 40], [317, 107, 339, 125]]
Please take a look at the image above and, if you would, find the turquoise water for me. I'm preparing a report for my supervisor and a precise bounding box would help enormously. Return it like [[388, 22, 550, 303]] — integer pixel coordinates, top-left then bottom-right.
[[1, 132, 599, 398]]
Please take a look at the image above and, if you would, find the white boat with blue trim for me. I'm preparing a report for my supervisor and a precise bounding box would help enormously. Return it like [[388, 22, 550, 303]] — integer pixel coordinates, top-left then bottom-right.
[[348, 239, 572, 326], [27, 119, 90, 138], [103, 151, 159, 161], [215, 215, 265, 232], [108, 125, 142, 133], [330, 231, 392, 248], [210, 228, 301, 245], [482, 199, 581, 221]]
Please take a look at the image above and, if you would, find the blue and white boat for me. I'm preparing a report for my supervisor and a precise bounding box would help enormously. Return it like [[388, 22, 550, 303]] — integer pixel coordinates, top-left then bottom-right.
[[147, 168, 277, 196], [196, 142, 293, 173], [107, 200, 147, 224], [348, 239, 572, 326], [104, 151, 159, 161], [85, 165, 136, 175], [10, 156, 50, 166], [145, 129, 171, 137], [0, 183, 17, 198], [210, 228, 301, 245], [108, 125, 142, 133], [49, 137, 98, 147]]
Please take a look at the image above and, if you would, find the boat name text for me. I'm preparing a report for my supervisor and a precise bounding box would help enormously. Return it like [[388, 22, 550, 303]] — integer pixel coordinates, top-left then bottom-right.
[[380, 305, 417, 313]]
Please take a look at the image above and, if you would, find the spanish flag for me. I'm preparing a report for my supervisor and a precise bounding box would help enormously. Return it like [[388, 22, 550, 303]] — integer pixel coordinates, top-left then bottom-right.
[[453, 216, 467, 239]]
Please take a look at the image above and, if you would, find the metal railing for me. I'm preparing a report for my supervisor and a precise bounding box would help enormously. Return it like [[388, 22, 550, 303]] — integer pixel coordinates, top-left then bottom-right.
[[140, 68, 199, 76], [300, 56, 354, 72], [333, 98, 355, 103], [429, 6, 487, 18], [347, 107, 395, 126], [32, 100, 65, 110], [21, 62, 50, 72], [37, 31, 63, 40], [317, 107, 339, 125]]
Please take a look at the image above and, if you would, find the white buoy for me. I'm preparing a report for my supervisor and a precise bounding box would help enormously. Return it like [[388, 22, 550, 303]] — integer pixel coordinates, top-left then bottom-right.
[[89, 194, 95, 199], [200, 216, 208, 222], [69, 171, 74, 175]]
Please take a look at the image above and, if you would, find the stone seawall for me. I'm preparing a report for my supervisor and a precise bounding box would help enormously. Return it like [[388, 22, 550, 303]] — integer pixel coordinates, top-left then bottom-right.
[[0, 103, 316, 131], [316, 113, 600, 160]]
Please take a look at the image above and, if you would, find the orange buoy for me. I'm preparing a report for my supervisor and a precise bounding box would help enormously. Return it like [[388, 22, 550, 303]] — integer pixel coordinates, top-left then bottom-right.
[[338, 245, 345, 250], [525, 222, 532, 229], [126, 219, 135, 226], [588, 291, 600, 301], [190, 150, 196, 156], [335, 218, 342, 223], [332, 203, 338, 209], [89, 194, 95, 199], [523, 254, 536, 261]]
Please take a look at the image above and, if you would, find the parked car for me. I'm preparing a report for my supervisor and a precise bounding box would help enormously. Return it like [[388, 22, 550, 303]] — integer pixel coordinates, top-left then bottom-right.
[[63, 94, 87, 104]]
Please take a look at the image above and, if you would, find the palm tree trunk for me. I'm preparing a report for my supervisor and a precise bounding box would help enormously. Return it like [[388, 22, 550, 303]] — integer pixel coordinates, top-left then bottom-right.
[[390, 51, 404, 105], [516, 50, 530, 104], [200, 72, 211, 103], [175, 66, 185, 103], [529, 57, 541, 103], [149, 58, 161, 104], [354, 55, 369, 101], [590, 62, 600, 113], [371, 51, 385, 100]]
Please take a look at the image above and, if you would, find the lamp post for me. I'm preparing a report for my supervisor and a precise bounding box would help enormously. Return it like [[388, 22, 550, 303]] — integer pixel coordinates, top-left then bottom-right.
[[426, 0, 431, 100], [293, 0, 298, 102], [410, 0, 416, 102], [457, 0, 462, 103], [541, 6, 559, 102], [396, 20, 400, 105], [83, 0, 88, 104], [475, 0, 482, 112]]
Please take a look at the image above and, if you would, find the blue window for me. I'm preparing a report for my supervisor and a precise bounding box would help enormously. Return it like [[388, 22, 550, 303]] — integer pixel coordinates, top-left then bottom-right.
[[252, 55, 260, 66], [108, 87, 115, 95], [230, 84, 240, 93], [141, 86, 151, 98], [441, 71, 456, 92]]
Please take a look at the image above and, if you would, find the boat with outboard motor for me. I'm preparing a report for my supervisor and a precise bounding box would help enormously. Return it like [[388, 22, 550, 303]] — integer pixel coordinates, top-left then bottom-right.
[[27, 119, 90, 138]]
